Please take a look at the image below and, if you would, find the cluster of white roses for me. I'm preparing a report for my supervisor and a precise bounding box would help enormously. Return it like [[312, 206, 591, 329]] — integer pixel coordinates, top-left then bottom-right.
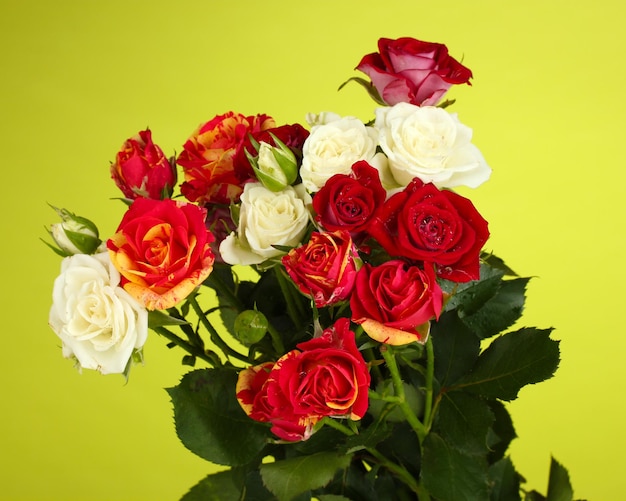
[[219, 102, 490, 266]]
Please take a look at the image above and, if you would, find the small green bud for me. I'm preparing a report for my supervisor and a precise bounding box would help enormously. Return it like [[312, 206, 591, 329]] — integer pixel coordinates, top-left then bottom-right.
[[45, 206, 102, 256], [233, 309, 268, 346], [248, 133, 298, 192]]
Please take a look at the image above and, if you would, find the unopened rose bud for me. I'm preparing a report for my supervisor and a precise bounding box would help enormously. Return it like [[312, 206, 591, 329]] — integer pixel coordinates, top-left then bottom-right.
[[45, 206, 101, 256], [246, 133, 298, 192]]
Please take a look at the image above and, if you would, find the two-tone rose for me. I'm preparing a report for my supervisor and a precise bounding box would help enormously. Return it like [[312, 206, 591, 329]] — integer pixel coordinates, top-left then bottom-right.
[[49, 252, 148, 374], [356, 37, 472, 107], [350, 260, 443, 345], [110, 129, 176, 200], [107, 198, 215, 310], [236, 318, 370, 442], [177, 112, 275, 204], [282, 230, 359, 307], [368, 178, 489, 282]]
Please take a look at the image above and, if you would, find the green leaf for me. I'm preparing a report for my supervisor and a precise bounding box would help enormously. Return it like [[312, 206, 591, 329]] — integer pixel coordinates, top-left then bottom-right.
[[546, 457, 574, 501], [486, 400, 517, 462], [167, 368, 269, 466], [421, 432, 490, 501], [461, 277, 530, 339], [180, 470, 243, 501], [147, 309, 189, 329], [442, 263, 504, 315], [260, 452, 352, 501], [317, 496, 353, 501], [457, 328, 560, 401], [488, 457, 522, 501], [432, 311, 481, 387], [480, 252, 519, 276], [436, 392, 494, 456]]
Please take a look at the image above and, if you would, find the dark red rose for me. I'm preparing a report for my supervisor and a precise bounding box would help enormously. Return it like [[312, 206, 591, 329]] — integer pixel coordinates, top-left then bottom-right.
[[351, 260, 443, 345], [236, 318, 370, 442], [313, 161, 386, 236], [356, 37, 472, 106], [110, 129, 176, 200], [368, 178, 489, 282], [282, 230, 359, 307], [176, 112, 275, 204]]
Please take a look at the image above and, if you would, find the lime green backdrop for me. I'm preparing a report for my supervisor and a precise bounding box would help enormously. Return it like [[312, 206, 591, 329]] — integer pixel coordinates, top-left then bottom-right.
[[1, 1, 624, 499]]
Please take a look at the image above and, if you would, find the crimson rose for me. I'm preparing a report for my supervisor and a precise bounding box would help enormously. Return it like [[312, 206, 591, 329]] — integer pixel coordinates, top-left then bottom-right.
[[110, 129, 176, 200], [356, 37, 472, 107], [107, 198, 215, 310], [368, 178, 489, 282], [282, 230, 359, 308], [351, 260, 443, 345], [313, 160, 386, 237], [176, 112, 275, 204], [236, 318, 370, 442]]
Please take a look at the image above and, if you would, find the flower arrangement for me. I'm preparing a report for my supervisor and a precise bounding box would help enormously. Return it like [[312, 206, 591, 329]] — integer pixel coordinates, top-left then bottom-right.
[[45, 37, 579, 500]]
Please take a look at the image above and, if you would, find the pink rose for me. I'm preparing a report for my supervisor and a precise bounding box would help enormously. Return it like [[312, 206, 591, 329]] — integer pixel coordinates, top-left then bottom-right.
[[350, 260, 443, 345], [356, 37, 472, 106], [110, 129, 176, 200], [282, 230, 359, 308]]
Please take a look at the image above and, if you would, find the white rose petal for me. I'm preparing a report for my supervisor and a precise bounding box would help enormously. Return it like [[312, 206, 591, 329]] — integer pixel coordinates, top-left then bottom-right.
[[49, 252, 148, 375], [300, 116, 378, 192], [219, 183, 311, 266], [375, 102, 491, 189]]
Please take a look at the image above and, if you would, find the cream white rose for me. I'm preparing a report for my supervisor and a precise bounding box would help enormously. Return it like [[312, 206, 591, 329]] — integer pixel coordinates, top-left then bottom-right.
[[219, 183, 311, 265], [49, 252, 148, 375], [375, 102, 491, 189], [300, 115, 378, 192]]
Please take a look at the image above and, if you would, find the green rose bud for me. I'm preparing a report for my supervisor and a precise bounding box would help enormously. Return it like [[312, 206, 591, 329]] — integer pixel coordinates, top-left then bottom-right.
[[233, 309, 268, 346], [246, 133, 298, 192], [44, 206, 102, 256]]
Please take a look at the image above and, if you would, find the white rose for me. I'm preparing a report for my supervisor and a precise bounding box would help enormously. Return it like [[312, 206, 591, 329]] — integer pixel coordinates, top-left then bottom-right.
[[219, 183, 311, 265], [300, 116, 378, 192], [49, 252, 148, 375], [375, 102, 491, 189]]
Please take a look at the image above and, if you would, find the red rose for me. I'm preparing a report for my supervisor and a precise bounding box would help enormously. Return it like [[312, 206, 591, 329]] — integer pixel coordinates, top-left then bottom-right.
[[110, 129, 176, 200], [107, 198, 215, 310], [368, 178, 489, 282], [356, 37, 472, 106], [312, 161, 386, 236], [282, 230, 359, 308], [176, 112, 275, 204], [350, 260, 443, 345], [236, 318, 370, 442]]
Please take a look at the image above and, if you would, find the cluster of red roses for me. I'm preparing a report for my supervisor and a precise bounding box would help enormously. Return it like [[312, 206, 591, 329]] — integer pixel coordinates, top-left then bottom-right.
[[104, 37, 488, 441]]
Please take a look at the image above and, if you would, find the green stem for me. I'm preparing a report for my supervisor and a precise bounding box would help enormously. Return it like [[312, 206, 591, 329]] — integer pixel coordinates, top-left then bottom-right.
[[366, 447, 424, 497], [274, 266, 307, 326], [153, 326, 220, 366], [381, 345, 428, 443], [317, 417, 355, 436], [423, 337, 435, 430], [188, 295, 250, 364]]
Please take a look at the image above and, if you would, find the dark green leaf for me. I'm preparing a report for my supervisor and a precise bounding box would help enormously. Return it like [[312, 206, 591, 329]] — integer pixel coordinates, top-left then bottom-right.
[[458, 328, 560, 401], [546, 457, 574, 501], [461, 277, 530, 339], [432, 311, 481, 387], [442, 263, 504, 315], [480, 252, 519, 276], [148, 309, 189, 329], [167, 368, 269, 466], [436, 392, 494, 456], [180, 470, 243, 501], [488, 457, 522, 501], [487, 400, 517, 462], [421, 432, 490, 501], [317, 496, 353, 501], [260, 452, 352, 501]]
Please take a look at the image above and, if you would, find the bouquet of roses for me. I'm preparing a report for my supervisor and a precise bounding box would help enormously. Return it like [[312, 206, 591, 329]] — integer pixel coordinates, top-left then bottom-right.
[[45, 37, 578, 500]]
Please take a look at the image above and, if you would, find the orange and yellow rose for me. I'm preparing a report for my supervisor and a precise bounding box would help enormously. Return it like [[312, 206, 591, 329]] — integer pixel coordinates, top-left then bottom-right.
[[107, 198, 215, 310]]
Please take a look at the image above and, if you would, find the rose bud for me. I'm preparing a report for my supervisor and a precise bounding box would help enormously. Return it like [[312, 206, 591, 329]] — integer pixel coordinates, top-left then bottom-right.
[[110, 129, 176, 200], [45, 206, 102, 256], [246, 133, 298, 191]]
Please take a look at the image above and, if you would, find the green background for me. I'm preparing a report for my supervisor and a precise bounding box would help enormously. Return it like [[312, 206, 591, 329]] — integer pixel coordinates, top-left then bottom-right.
[[1, 0, 624, 499]]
